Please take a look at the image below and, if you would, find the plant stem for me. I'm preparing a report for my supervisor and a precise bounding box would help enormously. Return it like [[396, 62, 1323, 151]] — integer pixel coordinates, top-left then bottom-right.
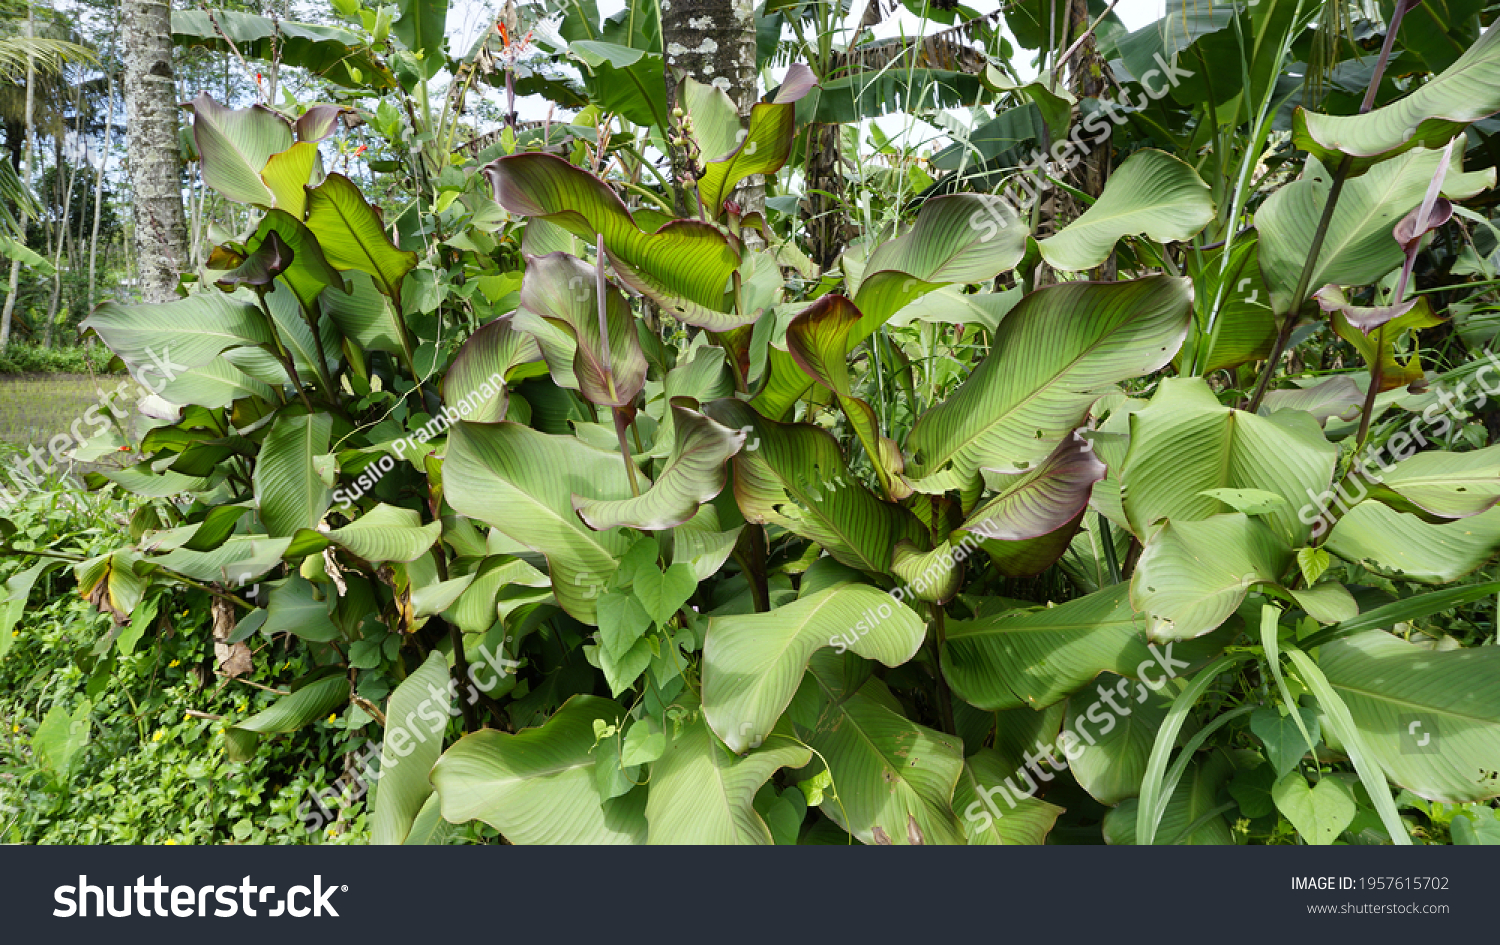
[[613, 407, 641, 497], [931, 607, 957, 735], [1354, 326, 1387, 449], [1247, 154, 1354, 411]]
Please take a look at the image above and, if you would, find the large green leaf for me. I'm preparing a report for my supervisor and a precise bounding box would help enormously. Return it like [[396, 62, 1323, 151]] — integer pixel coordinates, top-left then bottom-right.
[[702, 584, 927, 752], [392, 0, 447, 62], [261, 576, 340, 642], [371, 651, 450, 844], [1119, 377, 1339, 545], [906, 276, 1193, 487], [184, 93, 292, 207], [571, 41, 667, 129], [82, 292, 272, 373], [962, 434, 1106, 540], [1130, 513, 1292, 641], [852, 194, 1030, 341], [753, 194, 1028, 420], [430, 695, 647, 843], [681, 78, 741, 165], [322, 271, 408, 356], [315, 503, 441, 564], [0, 560, 63, 661], [251, 211, 346, 312], [443, 314, 543, 422], [225, 674, 349, 762], [942, 584, 1185, 711], [151, 535, 294, 584], [802, 674, 966, 846], [574, 401, 743, 530], [172, 10, 393, 90], [1037, 150, 1215, 271], [696, 63, 815, 219], [1104, 757, 1235, 844], [1066, 675, 1173, 804], [1257, 147, 1487, 312], [954, 748, 1066, 844], [485, 154, 741, 328], [1185, 236, 1277, 374], [784, 294, 907, 499], [703, 398, 927, 574], [444, 422, 637, 623], [644, 703, 811, 844], [1293, 23, 1500, 172], [253, 413, 332, 538], [1325, 503, 1500, 583], [514, 251, 646, 407], [305, 173, 419, 300], [1365, 445, 1500, 519], [260, 142, 320, 218], [1314, 632, 1500, 803]]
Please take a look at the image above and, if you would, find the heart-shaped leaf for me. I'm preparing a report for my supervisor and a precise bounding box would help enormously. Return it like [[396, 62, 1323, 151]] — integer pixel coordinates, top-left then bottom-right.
[[632, 562, 697, 627], [1272, 772, 1356, 844], [1251, 706, 1322, 776]]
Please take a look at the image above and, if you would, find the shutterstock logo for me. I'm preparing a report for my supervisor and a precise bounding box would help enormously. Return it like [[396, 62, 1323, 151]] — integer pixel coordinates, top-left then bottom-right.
[[52, 875, 345, 918]]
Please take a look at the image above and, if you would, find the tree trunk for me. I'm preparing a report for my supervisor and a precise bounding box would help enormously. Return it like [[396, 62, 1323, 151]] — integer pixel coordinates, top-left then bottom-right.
[[122, 0, 188, 304], [0, 7, 37, 348], [662, 0, 761, 219], [88, 73, 116, 312]]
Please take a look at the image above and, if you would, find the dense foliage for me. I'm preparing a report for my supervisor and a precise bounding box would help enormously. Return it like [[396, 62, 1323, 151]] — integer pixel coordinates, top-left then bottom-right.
[[4, 0, 1500, 845]]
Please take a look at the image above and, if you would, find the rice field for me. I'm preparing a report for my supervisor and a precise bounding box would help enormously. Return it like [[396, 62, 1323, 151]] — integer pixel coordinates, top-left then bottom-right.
[[0, 373, 137, 481]]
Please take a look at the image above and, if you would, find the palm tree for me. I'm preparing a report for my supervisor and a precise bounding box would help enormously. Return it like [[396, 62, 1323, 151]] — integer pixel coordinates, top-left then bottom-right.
[[0, 1, 94, 344]]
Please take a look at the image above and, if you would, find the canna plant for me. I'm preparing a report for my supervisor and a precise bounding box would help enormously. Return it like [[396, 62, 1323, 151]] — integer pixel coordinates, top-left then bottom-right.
[[20, 6, 1500, 846]]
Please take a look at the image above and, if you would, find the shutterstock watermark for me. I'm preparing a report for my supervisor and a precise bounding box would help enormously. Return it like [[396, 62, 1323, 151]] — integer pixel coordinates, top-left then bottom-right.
[[0, 344, 186, 510], [963, 645, 1192, 831], [53, 875, 344, 918], [1298, 349, 1500, 538], [296, 640, 518, 832], [968, 52, 1196, 243]]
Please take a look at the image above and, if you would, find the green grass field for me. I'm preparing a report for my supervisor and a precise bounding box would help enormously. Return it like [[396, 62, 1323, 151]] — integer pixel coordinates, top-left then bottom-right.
[[0, 374, 137, 483]]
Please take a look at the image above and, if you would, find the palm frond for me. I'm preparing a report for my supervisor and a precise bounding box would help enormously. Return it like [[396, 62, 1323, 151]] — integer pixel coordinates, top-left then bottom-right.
[[0, 36, 96, 80]]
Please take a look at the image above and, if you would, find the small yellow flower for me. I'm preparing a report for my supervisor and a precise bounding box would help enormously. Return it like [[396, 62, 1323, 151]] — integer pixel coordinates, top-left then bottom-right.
[[152, 730, 164, 742], [9, 630, 16, 637], [326, 827, 337, 836], [10, 724, 17, 733], [327, 714, 337, 724], [169, 659, 180, 668], [164, 838, 177, 845]]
